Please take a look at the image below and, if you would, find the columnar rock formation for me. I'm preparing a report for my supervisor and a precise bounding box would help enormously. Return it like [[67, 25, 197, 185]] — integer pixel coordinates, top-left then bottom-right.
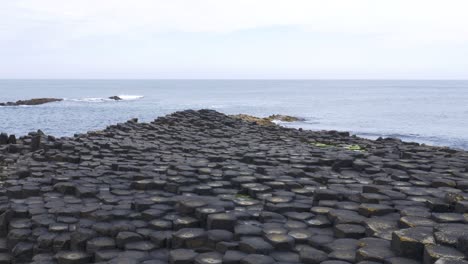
[[0, 110, 467, 263]]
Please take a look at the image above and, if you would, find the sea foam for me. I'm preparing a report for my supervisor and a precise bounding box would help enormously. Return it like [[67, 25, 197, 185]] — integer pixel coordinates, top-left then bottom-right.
[[68, 95, 144, 103]]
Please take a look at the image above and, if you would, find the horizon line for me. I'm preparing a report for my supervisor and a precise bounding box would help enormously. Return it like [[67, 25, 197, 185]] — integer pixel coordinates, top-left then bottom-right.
[[1, 78, 468, 81]]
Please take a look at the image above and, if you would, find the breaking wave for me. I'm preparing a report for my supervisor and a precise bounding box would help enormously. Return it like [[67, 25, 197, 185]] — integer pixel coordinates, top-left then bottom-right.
[[116, 95, 144, 100], [67, 95, 144, 103]]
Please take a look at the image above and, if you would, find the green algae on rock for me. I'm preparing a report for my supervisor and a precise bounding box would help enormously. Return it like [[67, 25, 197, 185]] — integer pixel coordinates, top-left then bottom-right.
[[230, 113, 304, 126]]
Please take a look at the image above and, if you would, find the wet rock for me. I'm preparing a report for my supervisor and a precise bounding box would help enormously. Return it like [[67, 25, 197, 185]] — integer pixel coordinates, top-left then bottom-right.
[[455, 201, 468, 213], [241, 254, 275, 264], [0, 133, 7, 145], [149, 219, 173, 231], [177, 200, 207, 214], [0, 98, 63, 106], [86, 237, 116, 253], [270, 251, 300, 262], [330, 250, 357, 263], [424, 244, 465, 264], [93, 250, 120, 261], [169, 248, 198, 264], [11, 241, 33, 261], [457, 235, 468, 256], [53, 233, 72, 252], [384, 257, 421, 264], [216, 242, 239, 253], [173, 216, 199, 230], [115, 231, 143, 248], [358, 204, 395, 217], [321, 261, 352, 264], [206, 229, 233, 248], [324, 238, 359, 253], [206, 213, 236, 232], [399, 216, 436, 228], [223, 250, 247, 264], [55, 251, 93, 264], [334, 224, 366, 239], [149, 231, 173, 248], [356, 245, 395, 262], [172, 228, 207, 249], [314, 189, 343, 202], [239, 237, 274, 254], [264, 233, 295, 250], [7, 135, 16, 145], [391, 227, 435, 259], [434, 224, 468, 247], [432, 213, 465, 223], [299, 246, 329, 264], [0, 109, 468, 263], [308, 235, 335, 251], [434, 259, 468, 264], [0, 253, 11, 264], [194, 252, 223, 264], [124, 240, 156, 251], [7, 228, 31, 249], [288, 229, 312, 244], [328, 209, 365, 225]]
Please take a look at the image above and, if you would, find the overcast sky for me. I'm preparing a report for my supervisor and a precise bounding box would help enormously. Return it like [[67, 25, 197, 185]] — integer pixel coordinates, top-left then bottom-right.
[[1, 0, 468, 79]]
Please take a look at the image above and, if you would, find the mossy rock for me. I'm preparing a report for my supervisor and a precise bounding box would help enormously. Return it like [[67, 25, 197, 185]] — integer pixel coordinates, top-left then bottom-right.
[[235, 194, 254, 200], [342, 144, 366, 152], [311, 142, 333, 148], [230, 114, 304, 126], [229, 114, 275, 126], [267, 114, 305, 122]]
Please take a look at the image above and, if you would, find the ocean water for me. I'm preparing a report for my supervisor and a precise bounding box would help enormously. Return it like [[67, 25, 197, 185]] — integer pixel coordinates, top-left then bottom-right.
[[0, 79, 467, 150]]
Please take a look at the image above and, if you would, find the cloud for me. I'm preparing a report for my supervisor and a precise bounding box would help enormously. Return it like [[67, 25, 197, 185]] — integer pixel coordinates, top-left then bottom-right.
[[4, 0, 468, 38], [1, 0, 468, 78]]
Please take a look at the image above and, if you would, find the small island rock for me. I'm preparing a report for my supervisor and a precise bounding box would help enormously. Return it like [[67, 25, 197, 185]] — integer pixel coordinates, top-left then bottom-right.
[[0, 98, 63, 106]]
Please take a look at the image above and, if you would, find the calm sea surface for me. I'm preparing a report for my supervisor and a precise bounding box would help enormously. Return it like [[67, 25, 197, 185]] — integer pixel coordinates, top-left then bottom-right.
[[1, 80, 467, 150]]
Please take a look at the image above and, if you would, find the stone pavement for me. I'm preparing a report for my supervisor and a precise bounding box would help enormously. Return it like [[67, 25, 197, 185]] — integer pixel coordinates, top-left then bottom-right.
[[0, 109, 467, 264]]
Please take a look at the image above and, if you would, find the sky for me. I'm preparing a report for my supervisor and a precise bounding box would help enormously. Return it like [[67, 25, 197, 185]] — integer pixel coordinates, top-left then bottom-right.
[[1, 0, 468, 79]]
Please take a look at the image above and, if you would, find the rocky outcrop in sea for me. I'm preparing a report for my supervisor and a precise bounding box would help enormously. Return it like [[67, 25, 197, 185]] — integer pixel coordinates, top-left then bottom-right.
[[0, 96, 128, 106], [0, 109, 467, 263], [0, 98, 63, 106], [230, 114, 304, 126]]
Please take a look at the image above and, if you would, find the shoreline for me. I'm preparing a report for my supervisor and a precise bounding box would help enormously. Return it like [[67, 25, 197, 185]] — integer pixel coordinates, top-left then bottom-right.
[[0, 109, 468, 263], [2, 113, 466, 152]]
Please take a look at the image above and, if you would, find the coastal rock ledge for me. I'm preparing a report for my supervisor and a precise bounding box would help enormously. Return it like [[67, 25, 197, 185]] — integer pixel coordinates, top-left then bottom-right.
[[0, 109, 468, 263], [0, 98, 63, 106]]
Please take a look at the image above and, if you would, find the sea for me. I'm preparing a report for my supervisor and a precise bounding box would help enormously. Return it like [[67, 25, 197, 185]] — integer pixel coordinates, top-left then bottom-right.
[[1, 79, 467, 150]]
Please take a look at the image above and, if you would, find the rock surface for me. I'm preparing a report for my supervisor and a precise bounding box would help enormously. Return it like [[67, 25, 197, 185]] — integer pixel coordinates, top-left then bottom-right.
[[0, 109, 468, 263], [230, 114, 304, 126], [0, 98, 63, 106]]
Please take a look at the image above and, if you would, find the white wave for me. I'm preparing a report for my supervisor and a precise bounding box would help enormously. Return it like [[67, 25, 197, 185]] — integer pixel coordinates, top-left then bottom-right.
[[67, 95, 144, 103], [271, 119, 282, 125], [117, 95, 144, 101], [271, 119, 304, 125], [208, 104, 226, 108], [68, 97, 110, 103]]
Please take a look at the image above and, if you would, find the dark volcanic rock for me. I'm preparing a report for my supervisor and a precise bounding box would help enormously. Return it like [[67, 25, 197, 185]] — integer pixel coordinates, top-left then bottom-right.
[[0, 98, 63, 106], [0, 109, 468, 263], [391, 227, 435, 259]]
